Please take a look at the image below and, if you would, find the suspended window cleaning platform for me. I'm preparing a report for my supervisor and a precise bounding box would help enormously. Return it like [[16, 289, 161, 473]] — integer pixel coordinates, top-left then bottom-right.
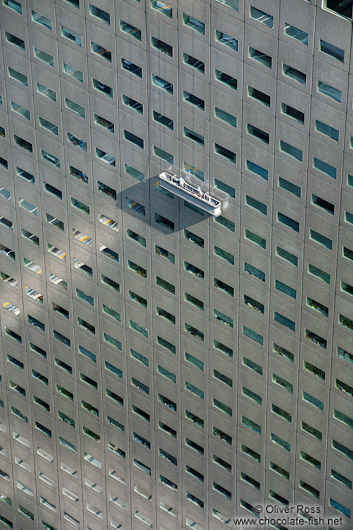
[[159, 170, 228, 216]]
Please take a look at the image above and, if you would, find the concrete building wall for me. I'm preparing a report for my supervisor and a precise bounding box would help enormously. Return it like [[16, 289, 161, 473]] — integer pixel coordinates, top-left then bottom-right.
[[0, 0, 353, 529]]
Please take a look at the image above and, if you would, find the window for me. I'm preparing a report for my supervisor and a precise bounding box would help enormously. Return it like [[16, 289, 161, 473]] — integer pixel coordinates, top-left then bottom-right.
[[246, 195, 267, 215], [309, 229, 332, 250], [156, 276, 175, 295], [0, 216, 13, 231], [121, 60, 142, 81], [1, 272, 18, 288], [281, 103, 304, 123], [44, 182, 62, 200], [335, 379, 353, 397], [65, 98, 85, 118], [96, 148, 115, 166], [243, 326, 264, 345], [18, 505, 34, 519], [184, 126, 204, 145], [14, 136, 32, 152], [277, 212, 299, 232], [284, 24, 308, 44], [278, 177, 302, 198], [151, 36, 173, 56], [183, 53, 204, 73], [93, 114, 115, 134], [274, 312, 295, 331], [247, 124, 269, 144], [8, 67, 28, 86], [216, 0, 238, 9], [153, 110, 173, 129], [244, 294, 264, 313], [183, 91, 204, 110], [317, 80, 342, 102], [130, 320, 149, 338], [155, 244, 175, 263], [334, 408, 353, 429], [37, 82, 56, 101], [302, 421, 322, 441], [155, 212, 175, 231], [184, 261, 204, 280], [272, 403, 292, 422], [99, 245, 119, 263], [11, 101, 30, 120], [245, 229, 266, 249], [153, 146, 174, 164], [185, 322, 204, 341], [330, 499, 351, 518], [129, 290, 147, 308], [308, 263, 330, 284], [184, 292, 204, 312], [185, 381, 204, 399], [275, 279, 296, 299], [157, 306, 175, 325], [157, 335, 176, 354], [280, 140, 303, 161], [43, 151, 61, 170], [241, 472, 260, 490], [62, 62, 83, 82], [248, 86, 270, 106], [91, 42, 111, 61], [316, 120, 339, 141], [301, 451, 321, 470], [250, 6, 273, 28], [214, 278, 234, 297], [5, 31, 25, 50], [3, 0, 22, 13], [124, 130, 144, 148], [120, 20, 141, 40], [303, 391, 324, 410], [271, 433, 291, 452], [332, 439, 353, 460], [183, 13, 204, 34], [131, 349, 149, 368], [307, 297, 328, 317], [214, 109, 237, 133], [71, 197, 90, 216], [100, 274, 119, 293], [324, 0, 353, 18], [215, 69, 237, 90], [283, 63, 306, 85], [39, 117, 58, 136], [151, 0, 172, 17], [19, 198, 37, 215], [53, 329, 71, 347], [215, 30, 238, 51], [122, 95, 143, 115], [249, 47, 272, 68], [213, 426, 232, 445], [89, 4, 110, 23], [32, 10, 52, 30], [214, 143, 236, 163], [128, 260, 147, 277], [125, 197, 145, 215], [304, 360, 325, 380], [320, 40, 345, 62], [98, 214, 118, 232], [93, 78, 113, 97], [34, 47, 54, 66]]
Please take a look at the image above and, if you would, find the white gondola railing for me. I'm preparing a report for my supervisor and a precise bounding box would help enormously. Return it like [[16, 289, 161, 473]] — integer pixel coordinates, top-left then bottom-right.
[[159, 170, 226, 216]]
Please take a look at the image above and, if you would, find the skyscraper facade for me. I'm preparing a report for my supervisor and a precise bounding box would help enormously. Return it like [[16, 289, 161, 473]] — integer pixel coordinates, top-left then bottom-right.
[[0, 0, 353, 529]]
